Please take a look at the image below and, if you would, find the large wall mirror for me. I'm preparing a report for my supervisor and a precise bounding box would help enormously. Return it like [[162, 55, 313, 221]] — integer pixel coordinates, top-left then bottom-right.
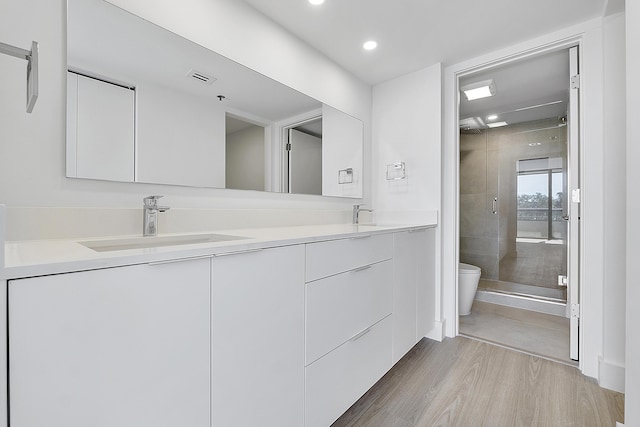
[[66, 0, 363, 198]]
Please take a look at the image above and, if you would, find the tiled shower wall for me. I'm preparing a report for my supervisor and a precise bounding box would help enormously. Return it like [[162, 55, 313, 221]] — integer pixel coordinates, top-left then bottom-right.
[[459, 131, 500, 279]]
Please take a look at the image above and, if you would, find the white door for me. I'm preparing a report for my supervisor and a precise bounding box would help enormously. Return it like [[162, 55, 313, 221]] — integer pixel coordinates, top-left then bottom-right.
[[567, 46, 581, 361], [288, 128, 322, 195]]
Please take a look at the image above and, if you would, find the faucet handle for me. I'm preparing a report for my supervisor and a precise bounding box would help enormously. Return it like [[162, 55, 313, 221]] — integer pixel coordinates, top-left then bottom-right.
[[143, 195, 163, 207]]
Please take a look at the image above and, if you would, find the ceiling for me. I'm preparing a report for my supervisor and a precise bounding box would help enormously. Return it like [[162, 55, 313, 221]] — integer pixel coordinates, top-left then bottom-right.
[[242, 0, 606, 85], [459, 49, 570, 129]]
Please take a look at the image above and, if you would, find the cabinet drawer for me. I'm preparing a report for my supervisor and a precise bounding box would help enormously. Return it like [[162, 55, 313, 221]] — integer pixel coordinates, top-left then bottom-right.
[[306, 259, 393, 364], [306, 233, 393, 282], [305, 315, 392, 427]]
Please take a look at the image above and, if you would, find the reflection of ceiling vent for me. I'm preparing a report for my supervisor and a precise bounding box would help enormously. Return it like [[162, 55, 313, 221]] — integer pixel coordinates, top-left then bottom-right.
[[459, 117, 485, 133], [461, 128, 482, 135], [187, 69, 216, 85]]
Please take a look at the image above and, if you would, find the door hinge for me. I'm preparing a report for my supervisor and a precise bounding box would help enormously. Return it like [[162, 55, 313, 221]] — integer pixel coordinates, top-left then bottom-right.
[[571, 74, 580, 89], [571, 303, 580, 318], [571, 188, 581, 203], [286, 142, 292, 151], [558, 275, 568, 287]]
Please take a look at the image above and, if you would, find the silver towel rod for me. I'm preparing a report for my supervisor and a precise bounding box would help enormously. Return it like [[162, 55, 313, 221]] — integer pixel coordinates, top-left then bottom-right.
[[0, 40, 39, 113]]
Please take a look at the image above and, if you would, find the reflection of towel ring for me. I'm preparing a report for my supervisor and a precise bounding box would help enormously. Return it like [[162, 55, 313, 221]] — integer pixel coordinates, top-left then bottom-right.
[[338, 168, 353, 184], [386, 162, 406, 180], [0, 41, 39, 113]]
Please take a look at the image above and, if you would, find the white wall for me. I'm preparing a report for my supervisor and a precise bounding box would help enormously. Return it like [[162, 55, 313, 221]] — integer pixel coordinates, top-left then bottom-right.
[[372, 64, 442, 220], [443, 18, 608, 380], [226, 126, 265, 192], [0, 0, 370, 212], [137, 82, 226, 188], [600, 12, 626, 393], [372, 63, 443, 338], [626, 1, 640, 424]]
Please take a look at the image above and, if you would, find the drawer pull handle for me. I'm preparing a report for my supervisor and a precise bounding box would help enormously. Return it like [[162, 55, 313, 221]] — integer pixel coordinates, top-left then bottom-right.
[[350, 327, 372, 342], [148, 255, 213, 266], [351, 265, 372, 273], [214, 248, 263, 257], [350, 235, 372, 240]]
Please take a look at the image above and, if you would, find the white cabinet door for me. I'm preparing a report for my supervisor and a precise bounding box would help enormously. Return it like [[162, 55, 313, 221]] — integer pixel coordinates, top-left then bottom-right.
[[8, 258, 211, 427], [66, 71, 135, 182], [211, 246, 305, 427], [416, 228, 436, 341], [393, 231, 418, 363], [392, 228, 436, 363]]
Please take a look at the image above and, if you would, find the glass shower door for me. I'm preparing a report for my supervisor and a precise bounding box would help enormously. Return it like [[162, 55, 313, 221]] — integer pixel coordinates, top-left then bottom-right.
[[496, 120, 568, 297]]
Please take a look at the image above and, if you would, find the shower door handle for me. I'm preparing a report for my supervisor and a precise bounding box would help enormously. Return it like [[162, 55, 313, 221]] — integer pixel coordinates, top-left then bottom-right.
[[562, 215, 570, 221], [492, 197, 497, 215]]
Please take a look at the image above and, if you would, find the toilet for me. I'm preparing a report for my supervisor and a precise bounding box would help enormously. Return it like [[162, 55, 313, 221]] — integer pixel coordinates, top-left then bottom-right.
[[458, 263, 481, 315]]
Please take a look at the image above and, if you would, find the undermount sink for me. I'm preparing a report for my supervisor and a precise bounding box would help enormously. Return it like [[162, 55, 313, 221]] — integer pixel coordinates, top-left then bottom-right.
[[80, 233, 247, 252]]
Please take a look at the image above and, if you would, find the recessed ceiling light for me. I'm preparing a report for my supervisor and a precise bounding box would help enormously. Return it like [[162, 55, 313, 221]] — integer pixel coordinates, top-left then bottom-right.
[[309, 0, 325, 4], [363, 40, 378, 51], [461, 79, 496, 101], [528, 142, 543, 146], [486, 114, 498, 121], [486, 121, 508, 128]]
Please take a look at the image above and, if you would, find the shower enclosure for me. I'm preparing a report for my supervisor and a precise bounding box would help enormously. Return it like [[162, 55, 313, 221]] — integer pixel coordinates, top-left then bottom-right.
[[459, 117, 568, 303]]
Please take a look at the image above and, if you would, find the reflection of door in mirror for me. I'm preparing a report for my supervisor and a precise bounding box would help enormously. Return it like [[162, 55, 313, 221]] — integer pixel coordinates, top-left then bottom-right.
[[225, 115, 266, 192], [66, 71, 135, 182], [285, 120, 323, 195]]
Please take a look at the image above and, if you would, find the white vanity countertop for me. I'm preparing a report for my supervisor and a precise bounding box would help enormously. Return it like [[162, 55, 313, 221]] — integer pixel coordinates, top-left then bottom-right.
[[2, 222, 436, 279]]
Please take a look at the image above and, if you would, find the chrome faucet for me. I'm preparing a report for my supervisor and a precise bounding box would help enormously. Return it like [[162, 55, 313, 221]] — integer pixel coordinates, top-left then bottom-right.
[[143, 195, 170, 236], [353, 204, 373, 224]]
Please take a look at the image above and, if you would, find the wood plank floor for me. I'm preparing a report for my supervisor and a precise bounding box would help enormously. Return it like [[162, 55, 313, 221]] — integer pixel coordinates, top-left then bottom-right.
[[332, 337, 624, 427]]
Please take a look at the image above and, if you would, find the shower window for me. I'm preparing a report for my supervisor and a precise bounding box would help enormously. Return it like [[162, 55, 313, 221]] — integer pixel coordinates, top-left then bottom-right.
[[516, 159, 564, 240]]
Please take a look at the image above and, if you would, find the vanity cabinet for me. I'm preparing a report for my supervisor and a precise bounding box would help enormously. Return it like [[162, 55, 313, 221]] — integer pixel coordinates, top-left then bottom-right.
[[211, 245, 305, 427], [304, 235, 394, 427], [392, 228, 437, 363], [8, 258, 211, 427], [4, 226, 437, 427]]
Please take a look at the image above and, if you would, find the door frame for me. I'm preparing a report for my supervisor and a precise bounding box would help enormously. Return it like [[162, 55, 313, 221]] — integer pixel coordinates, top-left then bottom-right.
[[273, 109, 322, 193], [446, 36, 586, 369]]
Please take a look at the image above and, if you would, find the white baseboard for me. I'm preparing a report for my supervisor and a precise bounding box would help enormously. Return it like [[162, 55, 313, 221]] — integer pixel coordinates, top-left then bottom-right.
[[425, 320, 446, 341], [599, 357, 625, 393]]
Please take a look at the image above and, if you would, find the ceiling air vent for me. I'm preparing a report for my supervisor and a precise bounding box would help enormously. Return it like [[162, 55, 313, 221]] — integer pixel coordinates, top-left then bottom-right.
[[187, 69, 216, 85]]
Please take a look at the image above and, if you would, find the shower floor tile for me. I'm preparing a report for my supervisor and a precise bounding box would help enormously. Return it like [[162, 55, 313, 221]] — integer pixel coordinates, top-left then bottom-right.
[[459, 300, 575, 366], [499, 241, 566, 288]]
